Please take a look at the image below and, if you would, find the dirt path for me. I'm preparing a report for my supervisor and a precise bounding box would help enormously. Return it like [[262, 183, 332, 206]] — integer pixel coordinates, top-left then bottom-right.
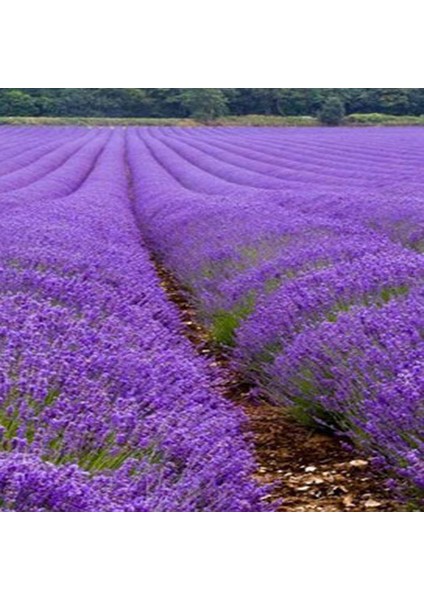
[[154, 261, 401, 512], [155, 263, 402, 512]]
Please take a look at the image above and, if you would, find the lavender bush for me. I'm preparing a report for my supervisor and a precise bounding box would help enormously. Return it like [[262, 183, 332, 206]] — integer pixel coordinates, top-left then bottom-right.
[[2, 123, 424, 508], [128, 126, 424, 503], [0, 127, 268, 511]]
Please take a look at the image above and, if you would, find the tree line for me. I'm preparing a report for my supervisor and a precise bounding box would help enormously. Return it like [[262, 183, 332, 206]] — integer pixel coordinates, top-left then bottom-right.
[[1, 88, 423, 121]]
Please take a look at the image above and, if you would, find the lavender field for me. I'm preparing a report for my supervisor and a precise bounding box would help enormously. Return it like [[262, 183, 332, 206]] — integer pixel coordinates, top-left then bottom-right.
[[1, 125, 423, 510]]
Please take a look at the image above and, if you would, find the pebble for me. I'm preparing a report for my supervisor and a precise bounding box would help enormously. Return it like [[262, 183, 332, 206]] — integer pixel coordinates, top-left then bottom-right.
[[349, 459, 369, 469], [364, 498, 382, 509]]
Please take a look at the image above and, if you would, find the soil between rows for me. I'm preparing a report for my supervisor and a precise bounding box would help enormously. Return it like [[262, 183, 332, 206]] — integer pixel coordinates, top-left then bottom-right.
[[154, 261, 402, 512]]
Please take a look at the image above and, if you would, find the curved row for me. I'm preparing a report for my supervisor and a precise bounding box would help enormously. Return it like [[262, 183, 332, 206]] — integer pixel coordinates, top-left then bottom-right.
[[0, 128, 267, 511], [129, 126, 424, 503]]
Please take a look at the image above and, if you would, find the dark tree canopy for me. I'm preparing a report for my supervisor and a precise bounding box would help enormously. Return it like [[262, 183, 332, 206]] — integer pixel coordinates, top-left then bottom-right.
[[0, 88, 423, 119], [179, 89, 228, 121], [319, 95, 346, 125]]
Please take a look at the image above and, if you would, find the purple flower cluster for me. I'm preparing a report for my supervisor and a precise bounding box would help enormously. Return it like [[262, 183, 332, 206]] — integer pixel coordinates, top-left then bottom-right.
[[128, 126, 424, 502], [0, 127, 268, 511]]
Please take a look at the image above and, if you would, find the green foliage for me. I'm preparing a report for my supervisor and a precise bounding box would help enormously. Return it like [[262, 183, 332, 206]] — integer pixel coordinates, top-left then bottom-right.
[[213, 115, 318, 126], [0, 88, 423, 120], [319, 95, 346, 125], [0, 90, 39, 116], [211, 311, 243, 346], [0, 116, 195, 127], [345, 113, 424, 126], [179, 88, 228, 121], [210, 296, 255, 346], [275, 88, 322, 116]]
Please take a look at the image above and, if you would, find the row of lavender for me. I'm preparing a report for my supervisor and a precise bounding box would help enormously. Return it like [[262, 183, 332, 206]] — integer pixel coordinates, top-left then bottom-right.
[[0, 127, 267, 511], [150, 126, 424, 249], [129, 127, 424, 502]]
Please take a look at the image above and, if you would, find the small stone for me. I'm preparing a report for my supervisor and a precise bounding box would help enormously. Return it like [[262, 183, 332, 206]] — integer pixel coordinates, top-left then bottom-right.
[[349, 459, 369, 469], [342, 494, 355, 508], [364, 499, 382, 509], [305, 466, 317, 473]]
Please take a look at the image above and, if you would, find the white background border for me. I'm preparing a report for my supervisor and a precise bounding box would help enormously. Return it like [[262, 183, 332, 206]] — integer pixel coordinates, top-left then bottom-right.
[[1, 2, 421, 596]]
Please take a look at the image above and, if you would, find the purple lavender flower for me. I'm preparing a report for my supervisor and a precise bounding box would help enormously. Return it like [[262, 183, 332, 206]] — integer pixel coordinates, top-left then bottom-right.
[[0, 127, 269, 512], [128, 126, 424, 503]]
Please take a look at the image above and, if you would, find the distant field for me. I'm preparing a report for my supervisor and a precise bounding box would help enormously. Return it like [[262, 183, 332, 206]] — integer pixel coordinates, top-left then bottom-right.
[[2, 113, 424, 126]]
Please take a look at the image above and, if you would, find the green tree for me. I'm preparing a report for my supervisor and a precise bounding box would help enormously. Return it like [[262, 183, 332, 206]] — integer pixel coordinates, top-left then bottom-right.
[[0, 90, 39, 116], [179, 88, 228, 121], [378, 88, 410, 115], [319, 95, 345, 125], [146, 88, 186, 117], [275, 89, 314, 115], [408, 88, 424, 116], [0, 88, 421, 120]]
